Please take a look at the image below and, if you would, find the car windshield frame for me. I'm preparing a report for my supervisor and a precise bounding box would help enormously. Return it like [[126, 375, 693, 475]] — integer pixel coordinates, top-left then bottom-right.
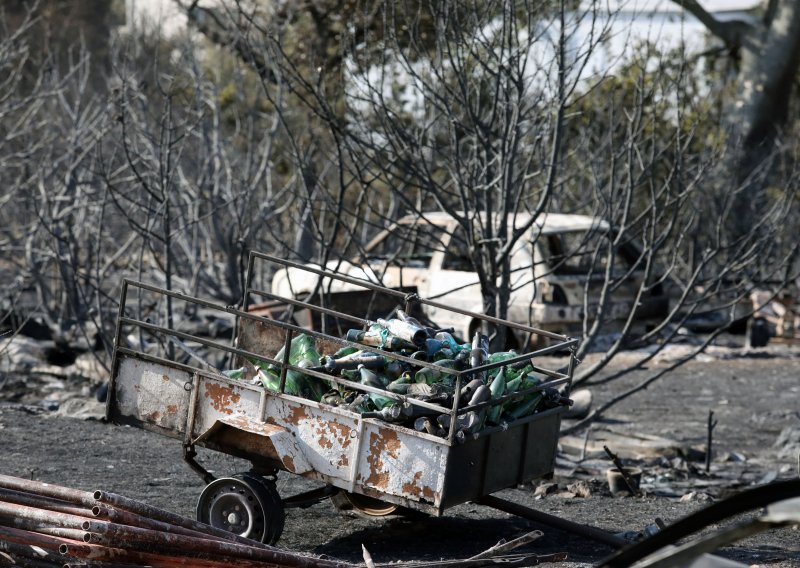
[[362, 221, 448, 269], [539, 229, 639, 277]]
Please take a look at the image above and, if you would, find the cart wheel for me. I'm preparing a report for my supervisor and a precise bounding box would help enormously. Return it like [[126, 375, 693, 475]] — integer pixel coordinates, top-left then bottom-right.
[[196, 472, 285, 545], [242, 473, 285, 545], [330, 490, 398, 517]]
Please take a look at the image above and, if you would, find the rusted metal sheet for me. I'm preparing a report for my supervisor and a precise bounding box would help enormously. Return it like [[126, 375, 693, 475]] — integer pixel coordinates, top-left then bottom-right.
[[237, 317, 287, 366], [113, 357, 192, 434], [111, 354, 563, 515], [194, 416, 314, 475], [194, 375, 260, 424], [112, 357, 453, 512], [262, 398, 360, 481], [354, 424, 446, 507], [262, 398, 448, 509], [192, 373, 449, 510]]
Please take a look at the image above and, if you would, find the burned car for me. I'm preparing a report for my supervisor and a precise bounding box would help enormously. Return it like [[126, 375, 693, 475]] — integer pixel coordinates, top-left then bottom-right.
[[272, 212, 670, 346]]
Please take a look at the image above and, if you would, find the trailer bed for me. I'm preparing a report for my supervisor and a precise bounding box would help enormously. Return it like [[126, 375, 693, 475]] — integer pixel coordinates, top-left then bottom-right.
[[107, 252, 578, 541]]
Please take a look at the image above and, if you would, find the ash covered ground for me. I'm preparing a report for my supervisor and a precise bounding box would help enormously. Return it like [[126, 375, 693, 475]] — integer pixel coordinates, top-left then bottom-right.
[[1, 343, 799, 566]]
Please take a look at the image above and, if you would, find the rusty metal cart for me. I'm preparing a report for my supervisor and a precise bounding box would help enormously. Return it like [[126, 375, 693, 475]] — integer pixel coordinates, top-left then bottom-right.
[[106, 252, 579, 545]]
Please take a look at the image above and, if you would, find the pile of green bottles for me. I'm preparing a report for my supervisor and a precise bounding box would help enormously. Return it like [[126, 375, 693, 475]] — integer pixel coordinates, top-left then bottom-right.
[[228, 310, 568, 440]]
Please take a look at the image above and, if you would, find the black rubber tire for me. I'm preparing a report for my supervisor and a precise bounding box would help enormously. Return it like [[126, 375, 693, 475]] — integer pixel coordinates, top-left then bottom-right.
[[196, 472, 285, 545], [240, 472, 285, 545]]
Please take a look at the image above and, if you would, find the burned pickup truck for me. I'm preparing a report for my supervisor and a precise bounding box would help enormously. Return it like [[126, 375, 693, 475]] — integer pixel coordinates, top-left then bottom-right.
[[271, 212, 671, 348]]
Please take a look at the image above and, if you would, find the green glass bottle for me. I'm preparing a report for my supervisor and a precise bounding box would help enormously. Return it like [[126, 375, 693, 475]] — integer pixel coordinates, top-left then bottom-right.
[[432, 347, 454, 361], [346, 393, 372, 413], [505, 375, 543, 419], [486, 368, 506, 424], [256, 368, 279, 392], [339, 368, 361, 382], [470, 331, 489, 368], [507, 392, 543, 419], [256, 367, 303, 396], [223, 367, 246, 380], [297, 359, 326, 402], [468, 385, 491, 406], [504, 376, 522, 395], [506, 359, 534, 382], [359, 366, 394, 410], [396, 309, 426, 329], [288, 334, 325, 401], [321, 351, 385, 373], [414, 417, 440, 436], [346, 327, 416, 351], [459, 378, 484, 402], [332, 345, 359, 359], [414, 367, 439, 385], [386, 372, 412, 394], [424, 338, 444, 359], [267, 333, 318, 368], [469, 331, 489, 384], [486, 351, 518, 379], [429, 359, 458, 388]]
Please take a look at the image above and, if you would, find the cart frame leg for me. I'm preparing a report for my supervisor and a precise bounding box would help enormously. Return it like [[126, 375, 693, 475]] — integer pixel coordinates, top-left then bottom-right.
[[183, 444, 215, 485], [477, 494, 625, 548]]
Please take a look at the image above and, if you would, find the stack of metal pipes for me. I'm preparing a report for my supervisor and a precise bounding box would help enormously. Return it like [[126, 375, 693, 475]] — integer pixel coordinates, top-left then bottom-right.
[[0, 474, 352, 568]]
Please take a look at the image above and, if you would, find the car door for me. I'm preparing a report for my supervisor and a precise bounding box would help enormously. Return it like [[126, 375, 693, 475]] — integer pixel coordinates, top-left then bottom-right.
[[534, 228, 667, 322], [424, 222, 536, 337]]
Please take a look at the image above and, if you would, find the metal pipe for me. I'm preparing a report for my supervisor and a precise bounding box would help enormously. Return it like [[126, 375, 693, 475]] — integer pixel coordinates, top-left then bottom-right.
[[447, 373, 463, 443], [63, 563, 157, 568], [0, 513, 90, 543], [0, 523, 75, 552], [0, 537, 66, 565], [0, 487, 95, 518], [92, 491, 357, 567], [477, 494, 625, 548], [0, 500, 91, 531], [561, 343, 577, 400], [278, 328, 294, 394], [0, 480, 350, 568], [0, 474, 97, 507], [38, 526, 98, 543], [81, 519, 355, 568], [62, 563, 150, 568], [60, 541, 312, 568]]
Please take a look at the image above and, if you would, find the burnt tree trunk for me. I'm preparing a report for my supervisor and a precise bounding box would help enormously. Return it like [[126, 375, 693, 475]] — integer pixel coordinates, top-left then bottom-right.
[[677, 0, 800, 199]]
